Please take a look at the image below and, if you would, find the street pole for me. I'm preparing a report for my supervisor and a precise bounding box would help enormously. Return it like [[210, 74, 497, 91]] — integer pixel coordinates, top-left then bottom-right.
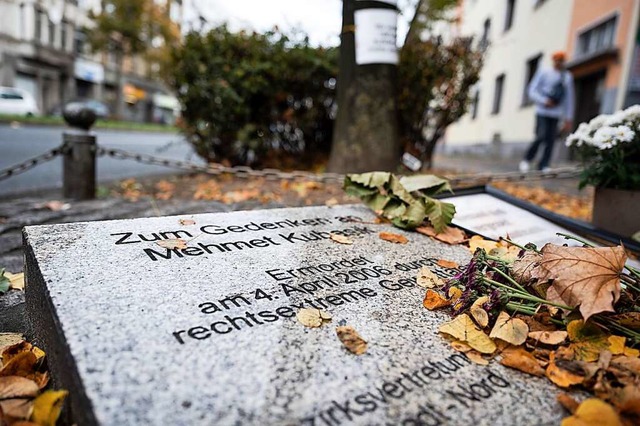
[[62, 104, 97, 200]]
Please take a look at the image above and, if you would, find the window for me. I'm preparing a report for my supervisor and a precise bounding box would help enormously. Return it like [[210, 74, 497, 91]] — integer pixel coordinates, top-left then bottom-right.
[[480, 18, 491, 49], [48, 18, 55, 46], [522, 54, 542, 106], [34, 9, 42, 42], [1, 92, 24, 100], [61, 20, 68, 51], [471, 89, 480, 119], [504, 0, 516, 31], [74, 29, 86, 55], [577, 16, 617, 57], [492, 74, 505, 114]]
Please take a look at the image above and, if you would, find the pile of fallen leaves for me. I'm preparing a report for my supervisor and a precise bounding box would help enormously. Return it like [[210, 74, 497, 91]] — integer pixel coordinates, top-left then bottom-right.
[[0, 337, 67, 426], [421, 235, 640, 425], [491, 182, 593, 221]]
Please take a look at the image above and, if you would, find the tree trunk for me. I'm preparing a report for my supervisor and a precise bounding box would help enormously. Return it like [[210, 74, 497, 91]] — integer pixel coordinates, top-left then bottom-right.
[[328, 0, 400, 173]]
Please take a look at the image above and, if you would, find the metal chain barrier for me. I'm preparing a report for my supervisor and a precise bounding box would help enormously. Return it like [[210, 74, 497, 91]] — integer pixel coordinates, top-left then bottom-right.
[[0, 144, 68, 182], [98, 146, 581, 187], [0, 142, 582, 187]]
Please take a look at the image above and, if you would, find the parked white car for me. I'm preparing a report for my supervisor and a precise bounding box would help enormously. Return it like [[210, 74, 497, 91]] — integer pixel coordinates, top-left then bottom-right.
[[0, 87, 39, 116]]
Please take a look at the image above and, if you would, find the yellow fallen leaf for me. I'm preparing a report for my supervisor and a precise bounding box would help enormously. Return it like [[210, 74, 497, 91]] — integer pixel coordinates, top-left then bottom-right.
[[325, 197, 339, 206], [379, 232, 408, 244], [567, 320, 610, 362], [489, 245, 521, 263], [336, 326, 367, 355], [423, 290, 450, 310], [624, 346, 639, 357], [528, 330, 568, 346], [6, 272, 24, 290], [178, 219, 196, 226], [156, 239, 187, 249], [469, 235, 499, 253], [450, 341, 473, 353], [437, 259, 459, 269], [296, 308, 332, 328], [30, 390, 68, 426], [608, 336, 626, 355], [448, 287, 462, 301], [470, 296, 490, 328], [539, 244, 626, 321], [500, 346, 545, 377], [416, 267, 443, 289], [561, 398, 622, 426], [0, 376, 38, 420], [329, 233, 353, 245], [489, 311, 529, 346], [439, 314, 496, 354]]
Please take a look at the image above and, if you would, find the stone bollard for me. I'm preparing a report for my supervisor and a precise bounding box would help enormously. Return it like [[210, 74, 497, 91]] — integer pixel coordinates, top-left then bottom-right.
[[62, 103, 97, 200]]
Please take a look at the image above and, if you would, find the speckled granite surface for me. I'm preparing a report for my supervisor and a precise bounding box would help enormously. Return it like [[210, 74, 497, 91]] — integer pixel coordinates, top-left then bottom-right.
[[24, 205, 567, 426]]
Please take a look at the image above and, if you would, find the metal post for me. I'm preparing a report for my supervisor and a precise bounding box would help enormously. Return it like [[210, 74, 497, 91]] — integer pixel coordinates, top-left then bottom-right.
[[62, 104, 97, 200]]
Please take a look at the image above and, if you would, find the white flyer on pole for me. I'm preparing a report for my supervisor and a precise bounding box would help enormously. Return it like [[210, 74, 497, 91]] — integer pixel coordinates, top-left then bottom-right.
[[355, 9, 398, 65]]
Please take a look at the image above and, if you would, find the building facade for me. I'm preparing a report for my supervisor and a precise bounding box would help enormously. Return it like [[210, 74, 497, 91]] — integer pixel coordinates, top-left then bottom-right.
[[0, 0, 181, 122], [443, 0, 640, 159]]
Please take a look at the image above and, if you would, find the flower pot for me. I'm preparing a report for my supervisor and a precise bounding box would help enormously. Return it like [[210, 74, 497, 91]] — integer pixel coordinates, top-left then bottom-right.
[[592, 187, 640, 237]]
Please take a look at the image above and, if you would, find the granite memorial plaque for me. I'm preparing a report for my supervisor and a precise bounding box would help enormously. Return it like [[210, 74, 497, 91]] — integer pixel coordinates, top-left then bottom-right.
[[25, 205, 569, 425]]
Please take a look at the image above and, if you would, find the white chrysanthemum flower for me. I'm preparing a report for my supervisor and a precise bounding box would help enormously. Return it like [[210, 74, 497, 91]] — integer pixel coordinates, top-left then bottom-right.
[[623, 104, 640, 121], [613, 124, 635, 143], [604, 111, 626, 126], [588, 114, 608, 131], [591, 125, 635, 149]]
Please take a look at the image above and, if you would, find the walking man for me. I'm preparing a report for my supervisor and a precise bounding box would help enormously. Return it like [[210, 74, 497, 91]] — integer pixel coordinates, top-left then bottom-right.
[[519, 51, 575, 172]]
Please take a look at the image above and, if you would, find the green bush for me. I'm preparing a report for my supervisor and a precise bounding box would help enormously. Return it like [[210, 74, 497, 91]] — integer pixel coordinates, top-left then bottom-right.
[[168, 26, 337, 166]]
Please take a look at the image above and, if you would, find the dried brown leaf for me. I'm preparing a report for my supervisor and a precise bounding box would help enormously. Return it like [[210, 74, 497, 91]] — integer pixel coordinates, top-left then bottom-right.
[[336, 326, 367, 355], [557, 393, 580, 414], [329, 233, 353, 245], [500, 346, 545, 377], [0, 376, 38, 420], [437, 259, 459, 269], [470, 296, 489, 328], [415, 225, 466, 244], [538, 244, 626, 320], [416, 267, 443, 289], [156, 239, 188, 250], [179, 219, 196, 226], [296, 308, 332, 328], [0, 334, 24, 354], [511, 251, 543, 284], [466, 350, 489, 365], [422, 290, 450, 310], [379, 232, 408, 244], [546, 352, 585, 388], [489, 312, 529, 346], [528, 330, 568, 346]]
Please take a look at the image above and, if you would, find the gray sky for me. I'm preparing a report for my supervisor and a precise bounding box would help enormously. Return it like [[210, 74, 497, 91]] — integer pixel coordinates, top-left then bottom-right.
[[184, 0, 414, 47]]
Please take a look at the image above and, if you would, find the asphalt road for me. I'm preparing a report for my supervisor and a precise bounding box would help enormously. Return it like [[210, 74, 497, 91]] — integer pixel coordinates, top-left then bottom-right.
[[0, 124, 203, 197]]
